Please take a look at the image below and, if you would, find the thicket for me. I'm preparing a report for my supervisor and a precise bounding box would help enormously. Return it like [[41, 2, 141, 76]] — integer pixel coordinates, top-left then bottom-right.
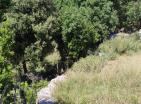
[[0, 0, 141, 103]]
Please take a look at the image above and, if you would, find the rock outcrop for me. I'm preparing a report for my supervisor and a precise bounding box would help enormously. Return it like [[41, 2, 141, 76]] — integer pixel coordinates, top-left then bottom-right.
[[37, 75, 65, 104]]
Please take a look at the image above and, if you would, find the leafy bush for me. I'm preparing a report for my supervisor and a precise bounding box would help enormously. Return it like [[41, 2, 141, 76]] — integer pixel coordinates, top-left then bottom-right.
[[0, 20, 16, 103], [20, 82, 36, 104], [4, 0, 58, 74], [0, 80, 48, 104], [54, 0, 118, 59], [0, 20, 14, 59], [126, 1, 141, 30], [20, 80, 48, 104], [32, 80, 48, 91], [112, 0, 141, 30]]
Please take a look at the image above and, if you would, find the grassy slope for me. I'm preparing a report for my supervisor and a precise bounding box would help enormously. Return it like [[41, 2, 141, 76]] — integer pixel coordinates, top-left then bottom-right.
[[54, 35, 141, 104]]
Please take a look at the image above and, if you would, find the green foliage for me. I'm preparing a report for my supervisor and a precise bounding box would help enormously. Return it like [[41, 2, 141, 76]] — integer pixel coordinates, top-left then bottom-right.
[[54, 0, 118, 59], [20, 80, 48, 104], [1, 0, 141, 103], [0, 19, 16, 104], [44, 50, 61, 66], [0, 64, 14, 96], [0, 64, 16, 104], [112, 0, 141, 30], [32, 80, 48, 90], [0, 0, 11, 21], [59, 6, 96, 58], [0, 20, 14, 59], [126, 1, 141, 29], [20, 82, 36, 104], [5, 0, 58, 73]]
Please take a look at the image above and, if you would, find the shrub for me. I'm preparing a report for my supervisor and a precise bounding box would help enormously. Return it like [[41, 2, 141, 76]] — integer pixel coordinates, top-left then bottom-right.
[[44, 51, 61, 66], [98, 35, 141, 59], [54, 0, 118, 59], [32, 80, 48, 91], [0, 20, 16, 103], [126, 1, 141, 29], [2, 0, 61, 75], [20, 80, 48, 104], [111, 0, 141, 30]]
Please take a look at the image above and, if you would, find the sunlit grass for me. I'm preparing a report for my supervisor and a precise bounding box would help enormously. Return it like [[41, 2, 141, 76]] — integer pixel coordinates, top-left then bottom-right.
[[54, 54, 141, 104]]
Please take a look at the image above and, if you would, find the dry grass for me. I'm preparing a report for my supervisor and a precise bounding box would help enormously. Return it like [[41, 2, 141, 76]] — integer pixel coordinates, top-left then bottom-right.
[[54, 54, 141, 104], [97, 36, 141, 60], [71, 55, 106, 72]]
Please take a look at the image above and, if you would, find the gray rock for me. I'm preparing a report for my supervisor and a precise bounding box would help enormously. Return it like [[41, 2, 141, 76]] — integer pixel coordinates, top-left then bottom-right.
[[39, 99, 57, 104], [37, 75, 65, 104]]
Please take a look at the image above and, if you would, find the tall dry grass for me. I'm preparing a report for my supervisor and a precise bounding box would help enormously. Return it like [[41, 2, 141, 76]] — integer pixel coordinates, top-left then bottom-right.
[[54, 54, 141, 104]]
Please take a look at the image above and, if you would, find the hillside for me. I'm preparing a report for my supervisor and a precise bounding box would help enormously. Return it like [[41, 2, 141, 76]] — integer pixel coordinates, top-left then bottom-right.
[[1, 0, 141, 103], [54, 53, 141, 104], [50, 35, 141, 104]]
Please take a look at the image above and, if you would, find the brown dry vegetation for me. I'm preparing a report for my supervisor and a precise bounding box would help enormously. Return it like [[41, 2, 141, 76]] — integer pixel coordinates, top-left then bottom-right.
[[54, 53, 141, 104]]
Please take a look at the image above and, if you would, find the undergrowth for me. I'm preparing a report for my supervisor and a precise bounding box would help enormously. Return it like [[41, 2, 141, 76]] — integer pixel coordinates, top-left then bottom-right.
[[54, 35, 141, 104]]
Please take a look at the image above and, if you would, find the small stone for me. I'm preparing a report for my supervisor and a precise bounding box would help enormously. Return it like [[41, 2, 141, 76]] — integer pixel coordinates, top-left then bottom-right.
[[39, 99, 57, 104]]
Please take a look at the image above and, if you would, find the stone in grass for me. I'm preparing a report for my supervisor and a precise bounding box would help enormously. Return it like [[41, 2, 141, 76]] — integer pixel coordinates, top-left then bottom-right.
[[39, 99, 57, 104]]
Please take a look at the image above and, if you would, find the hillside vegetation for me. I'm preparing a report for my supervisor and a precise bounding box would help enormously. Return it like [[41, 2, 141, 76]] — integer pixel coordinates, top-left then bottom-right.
[[54, 36, 141, 104], [1, 0, 141, 103]]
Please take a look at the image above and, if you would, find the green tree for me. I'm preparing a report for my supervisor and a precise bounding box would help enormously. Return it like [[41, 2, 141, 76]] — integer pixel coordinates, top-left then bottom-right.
[[6, 0, 57, 73], [0, 0, 57, 102], [54, 0, 118, 59], [111, 0, 141, 31], [0, 19, 16, 104], [126, 1, 141, 30]]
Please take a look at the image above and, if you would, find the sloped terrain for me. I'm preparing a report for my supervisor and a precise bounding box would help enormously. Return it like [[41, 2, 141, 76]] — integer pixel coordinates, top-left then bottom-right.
[[54, 53, 141, 104]]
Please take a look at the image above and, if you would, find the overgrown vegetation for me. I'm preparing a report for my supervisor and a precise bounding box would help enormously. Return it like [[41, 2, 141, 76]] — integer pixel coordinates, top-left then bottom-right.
[[0, 0, 141, 103], [71, 35, 141, 72], [98, 34, 141, 59], [54, 37, 141, 104]]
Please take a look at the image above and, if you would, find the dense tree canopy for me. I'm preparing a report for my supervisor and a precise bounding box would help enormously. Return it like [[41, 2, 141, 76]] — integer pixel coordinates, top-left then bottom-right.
[[111, 0, 141, 30], [5, 0, 58, 73], [54, 0, 118, 59]]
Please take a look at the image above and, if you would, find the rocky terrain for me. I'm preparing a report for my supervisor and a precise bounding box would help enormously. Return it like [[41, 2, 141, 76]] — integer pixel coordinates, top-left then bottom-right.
[[37, 75, 66, 104]]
